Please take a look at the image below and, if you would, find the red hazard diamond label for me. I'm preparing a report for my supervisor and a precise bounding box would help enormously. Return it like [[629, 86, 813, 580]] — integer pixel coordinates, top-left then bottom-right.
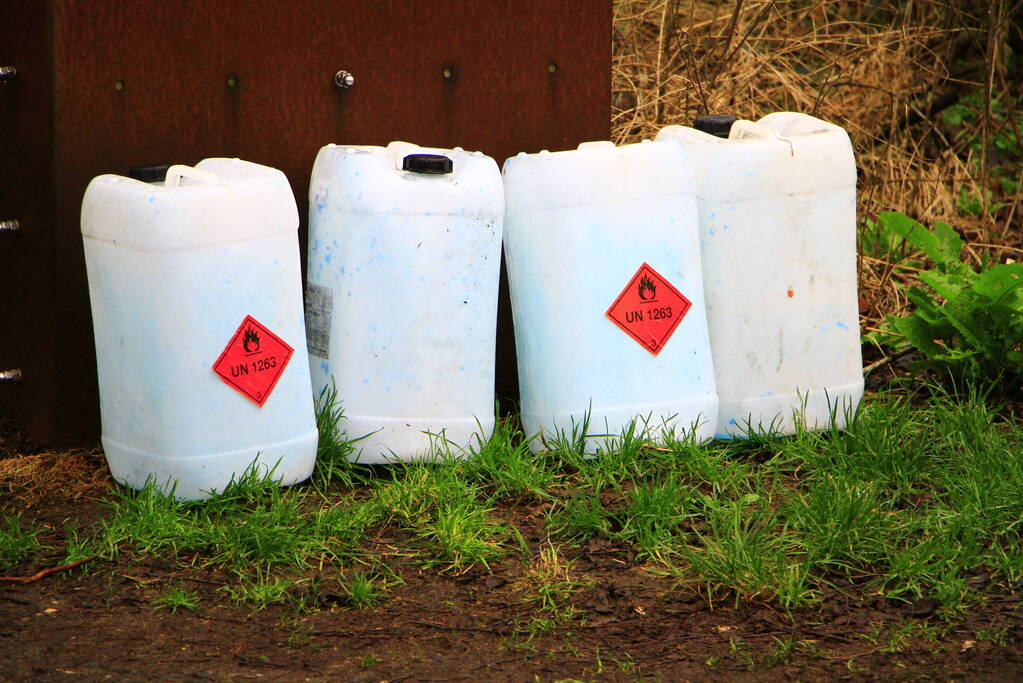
[[212, 315, 294, 407], [606, 263, 692, 355]]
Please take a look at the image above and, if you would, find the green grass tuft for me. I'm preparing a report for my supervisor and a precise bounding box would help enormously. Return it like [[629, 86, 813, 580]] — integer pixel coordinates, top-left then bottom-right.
[[615, 475, 693, 560], [340, 569, 388, 609], [462, 418, 554, 501], [0, 514, 47, 567], [154, 584, 201, 613], [312, 382, 359, 490]]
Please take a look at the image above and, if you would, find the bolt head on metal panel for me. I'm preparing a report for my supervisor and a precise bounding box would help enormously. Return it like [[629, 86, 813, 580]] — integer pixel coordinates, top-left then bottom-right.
[[0, 66, 16, 82], [334, 70, 355, 88]]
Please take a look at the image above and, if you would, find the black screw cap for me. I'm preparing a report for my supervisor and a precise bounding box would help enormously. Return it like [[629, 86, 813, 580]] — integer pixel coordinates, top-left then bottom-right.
[[128, 164, 172, 183], [693, 114, 738, 138], [402, 154, 453, 174]]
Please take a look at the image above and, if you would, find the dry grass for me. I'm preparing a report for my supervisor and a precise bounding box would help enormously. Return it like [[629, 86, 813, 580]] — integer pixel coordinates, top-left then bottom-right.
[[0, 420, 110, 503], [0, 449, 111, 505], [612, 0, 1022, 329]]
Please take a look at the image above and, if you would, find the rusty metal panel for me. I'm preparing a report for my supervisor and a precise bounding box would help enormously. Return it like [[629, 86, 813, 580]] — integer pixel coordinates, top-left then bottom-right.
[[1, 0, 611, 446]]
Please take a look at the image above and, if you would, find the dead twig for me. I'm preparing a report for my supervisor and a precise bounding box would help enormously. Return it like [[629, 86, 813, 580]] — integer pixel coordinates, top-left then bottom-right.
[[0, 555, 99, 584], [863, 355, 894, 374]]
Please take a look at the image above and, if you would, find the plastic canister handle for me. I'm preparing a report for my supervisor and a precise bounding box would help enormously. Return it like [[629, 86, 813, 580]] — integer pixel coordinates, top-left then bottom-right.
[[128, 164, 173, 183], [164, 164, 221, 188], [728, 120, 781, 141], [387, 141, 422, 171], [729, 120, 794, 155]]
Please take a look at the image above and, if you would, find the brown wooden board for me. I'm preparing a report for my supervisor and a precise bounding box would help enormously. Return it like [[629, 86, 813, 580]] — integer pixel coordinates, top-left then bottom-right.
[[1, 0, 611, 446], [0, 1, 58, 445]]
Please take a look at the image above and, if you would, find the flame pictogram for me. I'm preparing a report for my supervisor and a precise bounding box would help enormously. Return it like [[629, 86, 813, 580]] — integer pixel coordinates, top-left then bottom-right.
[[606, 263, 691, 355], [638, 275, 657, 300], [242, 327, 261, 353]]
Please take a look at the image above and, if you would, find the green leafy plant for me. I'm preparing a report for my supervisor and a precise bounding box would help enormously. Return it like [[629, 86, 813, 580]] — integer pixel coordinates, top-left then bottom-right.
[[940, 91, 1022, 218], [955, 186, 1005, 217], [941, 91, 1022, 160], [875, 211, 1023, 389]]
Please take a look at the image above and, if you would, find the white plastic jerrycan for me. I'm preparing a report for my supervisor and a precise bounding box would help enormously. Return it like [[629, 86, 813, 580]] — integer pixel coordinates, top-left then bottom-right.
[[502, 140, 718, 452], [307, 141, 504, 462], [656, 113, 864, 436], [81, 159, 318, 499]]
